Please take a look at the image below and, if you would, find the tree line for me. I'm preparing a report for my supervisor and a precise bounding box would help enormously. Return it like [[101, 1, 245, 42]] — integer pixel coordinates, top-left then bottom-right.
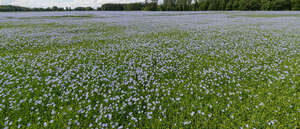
[[101, 0, 300, 11], [1, 0, 300, 12], [0, 5, 95, 12]]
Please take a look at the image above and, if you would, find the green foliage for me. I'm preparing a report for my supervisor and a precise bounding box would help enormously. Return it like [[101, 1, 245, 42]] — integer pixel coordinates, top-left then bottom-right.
[[100, 4, 125, 11], [225, 0, 233, 10], [232, 0, 240, 10], [248, 0, 262, 10], [239, 0, 248, 10], [272, 0, 291, 10], [292, 0, 300, 10], [52, 6, 58, 11], [163, 0, 192, 11], [0, 5, 93, 12], [65, 7, 72, 11], [208, 0, 218, 10], [73, 7, 94, 11], [261, 0, 272, 10], [126, 3, 145, 11], [101, 3, 148, 11], [218, 0, 226, 10], [0, 0, 300, 12], [144, 1, 158, 11], [199, 1, 209, 10], [0, 5, 31, 12]]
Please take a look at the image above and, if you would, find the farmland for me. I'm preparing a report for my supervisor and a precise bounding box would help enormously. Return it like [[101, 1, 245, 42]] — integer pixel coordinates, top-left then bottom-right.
[[0, 11, 299, 128]]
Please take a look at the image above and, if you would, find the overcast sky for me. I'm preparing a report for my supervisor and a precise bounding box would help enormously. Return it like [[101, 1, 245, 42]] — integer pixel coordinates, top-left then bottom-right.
[[0, 0, 163, 8]]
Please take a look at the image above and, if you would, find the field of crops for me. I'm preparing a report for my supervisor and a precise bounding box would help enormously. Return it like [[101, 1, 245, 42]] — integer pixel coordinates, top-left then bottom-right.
[[0, 11, 299, 128]]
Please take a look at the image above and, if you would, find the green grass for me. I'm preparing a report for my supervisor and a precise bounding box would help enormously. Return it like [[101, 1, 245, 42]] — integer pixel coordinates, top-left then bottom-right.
[[143, 12, 222, 17], [0, 12, 299, 129], [232, 14, 300, 18], [5, 15, 99, 20]]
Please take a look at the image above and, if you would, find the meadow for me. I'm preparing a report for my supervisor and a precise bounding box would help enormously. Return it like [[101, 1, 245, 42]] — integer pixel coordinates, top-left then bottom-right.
[[0, 11, 299, 128]]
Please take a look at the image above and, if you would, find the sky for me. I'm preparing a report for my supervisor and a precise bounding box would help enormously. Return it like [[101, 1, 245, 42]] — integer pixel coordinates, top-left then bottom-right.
[[0, 0, 163, 8]]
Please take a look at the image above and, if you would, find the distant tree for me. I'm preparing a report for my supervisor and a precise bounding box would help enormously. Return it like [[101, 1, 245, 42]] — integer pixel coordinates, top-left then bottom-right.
[[148, 0, 158, 11], [176, 0, 184, 11], [239, 0, 248, 10], [86, 7, 94, 11], [225, 0, 233, 10], [0, 5, 31, 11], [272, 0, 291, 10], [232, 0, 240, 10], [208, 0, 218, 10], [65, 7, 72, 11], [218, 0, 226, 10], [45, 7, 52, 11], [261, 0, 272, 10], [2, 0, 300, 12], [177, 0, 192, 11], [32, 8, 41, 11], [292, 0, 300, 10], [73, 7, 94, 11], [125, 3, 145, 11], [199, 1, 209, 10], [52, 6, 58, 11], [163, 0, 176, 10], [101, 4, 125, 11], [193, 0, 199, 10], [57, 7, 65, 11], [248, 0, 261, 10]]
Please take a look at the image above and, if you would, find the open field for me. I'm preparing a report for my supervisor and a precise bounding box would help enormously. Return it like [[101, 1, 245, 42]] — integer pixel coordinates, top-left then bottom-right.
[[0, 11, 299, 128]]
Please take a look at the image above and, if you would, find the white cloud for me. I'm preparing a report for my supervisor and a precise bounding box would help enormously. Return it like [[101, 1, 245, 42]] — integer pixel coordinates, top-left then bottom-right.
[[0, 0, 15, 5]]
